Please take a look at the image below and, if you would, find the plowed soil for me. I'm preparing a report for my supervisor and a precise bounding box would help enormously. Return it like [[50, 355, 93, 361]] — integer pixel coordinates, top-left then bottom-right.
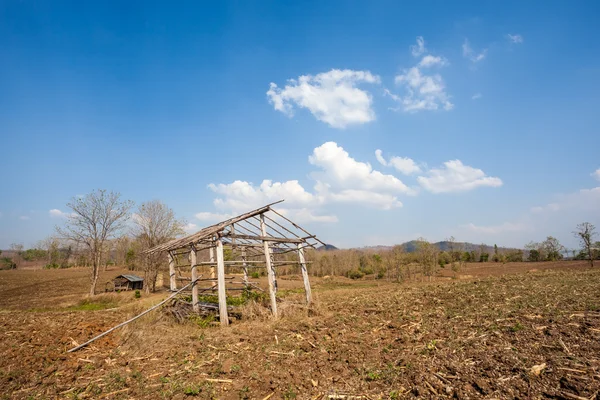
[[1, 262, 599, 399]]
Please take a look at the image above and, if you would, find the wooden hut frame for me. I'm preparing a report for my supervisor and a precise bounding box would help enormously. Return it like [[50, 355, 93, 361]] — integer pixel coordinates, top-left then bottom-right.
[[145, 200, 324, 327]]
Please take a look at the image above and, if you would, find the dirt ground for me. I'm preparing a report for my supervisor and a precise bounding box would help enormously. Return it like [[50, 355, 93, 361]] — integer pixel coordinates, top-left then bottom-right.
[[1, 261, 599, 399]]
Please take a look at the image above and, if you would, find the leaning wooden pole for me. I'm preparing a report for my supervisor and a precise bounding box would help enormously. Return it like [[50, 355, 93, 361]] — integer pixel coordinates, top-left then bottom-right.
[[260, 213, 278, 318], [297, 244, 312, 305], [215, 238, 229, 326], [67, 281, 194, 353]]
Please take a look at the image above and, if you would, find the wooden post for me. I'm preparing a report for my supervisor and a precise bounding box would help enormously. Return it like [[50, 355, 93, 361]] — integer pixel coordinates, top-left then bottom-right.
[[216, 238, 229, 326], [209, 246, 216, 288], [260, 214, 278, 318], [190, 247, 199, 312], [168, 252, 176, 291], [297, 244, 312, 304], [242, 246, 248, 288]]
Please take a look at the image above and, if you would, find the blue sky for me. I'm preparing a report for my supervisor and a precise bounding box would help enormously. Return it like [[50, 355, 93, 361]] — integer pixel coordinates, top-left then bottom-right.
[[1, 1, 599, 250]]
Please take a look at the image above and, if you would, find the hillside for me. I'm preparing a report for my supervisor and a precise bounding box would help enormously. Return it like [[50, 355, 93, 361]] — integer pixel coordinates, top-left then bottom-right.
[[362, 240, 521, 254]]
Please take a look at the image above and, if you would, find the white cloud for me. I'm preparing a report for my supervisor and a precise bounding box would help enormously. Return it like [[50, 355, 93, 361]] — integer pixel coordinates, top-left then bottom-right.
[[375, 149, 387, 166], [309, 142, 413, 196], [417, 160, 503, 193], [19, 216, 31, 221], [506, 34, 523, 44], [411, 36, 426, 57], [390, 67, 453, 112], [592, 168, 600, 181], [200, 178, 337, 224], [472, 93, 482, 100], [208, 179, 320, 213], [325, 189, 403, 210], [418, 55, 448, 68], [462, 39, 487, 63], [197, 142, 417, 222], [276, 208, 339, 223], [389, 37, 454, 113], [375, 149, 421, 175], [464, 222, 528, 234], [49, 209, 71, 218], [267, 69, 380, 129]]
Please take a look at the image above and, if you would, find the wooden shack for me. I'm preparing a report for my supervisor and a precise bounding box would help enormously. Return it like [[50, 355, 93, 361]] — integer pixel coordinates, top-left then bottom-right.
[[144, 200, 324, 326], [110, 274, 144, 291]]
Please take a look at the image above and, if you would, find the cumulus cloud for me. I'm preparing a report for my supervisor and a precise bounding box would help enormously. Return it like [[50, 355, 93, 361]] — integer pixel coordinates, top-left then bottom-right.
[[49, 209, 72, 218], [374, 149, 421, 175], [267, 69, 380, 129], [200, 179, 336, 224], [387, 37, 453, 113], [506, 34, 524, 44], [309, 142, 413, 196], [462, 39, 487, 63], [592, 168, 600, 181], [464, 221, 528, 234], [196, 142, 418, 222], [417, 160, 503, 193]]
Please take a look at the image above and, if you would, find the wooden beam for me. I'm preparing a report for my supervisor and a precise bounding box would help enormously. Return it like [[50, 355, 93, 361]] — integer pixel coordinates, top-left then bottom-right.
[[168, 252, 176, 291], [222, 233, 304, 243], [268, 207, 327, 247], [260, 214, 278, 318], [297, 244, 312, 305], [215, 239, 229, 326], [190, 248, 199, 312]]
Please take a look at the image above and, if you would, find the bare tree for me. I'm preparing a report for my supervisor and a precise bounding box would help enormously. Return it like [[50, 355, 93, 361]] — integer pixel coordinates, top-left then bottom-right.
[[9, 243, 24, 268], [574, 222, 597, 267], [56, 190, 133, 295], [416, 237, 438, 281], [132, 200, 184, 292]]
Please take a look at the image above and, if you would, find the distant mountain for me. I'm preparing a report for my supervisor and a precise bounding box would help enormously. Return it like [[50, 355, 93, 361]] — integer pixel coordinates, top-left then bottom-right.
[[317, 244, 339, 251], [360, 241, 521, 254]]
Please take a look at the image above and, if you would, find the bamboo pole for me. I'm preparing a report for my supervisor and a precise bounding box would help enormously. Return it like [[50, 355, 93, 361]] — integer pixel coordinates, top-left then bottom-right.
[[297, 244, 312, 304], [260, 213, 278, 318], [216, 238, 229, 326], [209, 246, 216, 288], [190, 248, 199, 312], [168, 252, 176, 291], [67, 281, 194, 353], [242, 247, 248, 287]]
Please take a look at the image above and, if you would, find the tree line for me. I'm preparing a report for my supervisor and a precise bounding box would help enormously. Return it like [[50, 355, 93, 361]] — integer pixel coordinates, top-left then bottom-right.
[[3, 189, 598, 293]]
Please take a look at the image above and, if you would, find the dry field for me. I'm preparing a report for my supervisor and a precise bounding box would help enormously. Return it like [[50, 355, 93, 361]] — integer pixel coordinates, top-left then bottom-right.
[[1, 262, 599, 399]]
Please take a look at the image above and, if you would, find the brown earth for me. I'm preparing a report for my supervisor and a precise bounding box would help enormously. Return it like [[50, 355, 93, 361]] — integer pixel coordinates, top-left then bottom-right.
[[1, 261, 599, 399]]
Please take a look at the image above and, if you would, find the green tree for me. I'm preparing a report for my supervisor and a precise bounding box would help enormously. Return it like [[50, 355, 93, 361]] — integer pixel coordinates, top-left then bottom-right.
[[542, 236, 564, 261]]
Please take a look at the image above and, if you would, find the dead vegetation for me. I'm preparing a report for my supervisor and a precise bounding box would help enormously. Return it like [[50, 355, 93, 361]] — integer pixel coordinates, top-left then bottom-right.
[[1, 262, 599, 399]]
